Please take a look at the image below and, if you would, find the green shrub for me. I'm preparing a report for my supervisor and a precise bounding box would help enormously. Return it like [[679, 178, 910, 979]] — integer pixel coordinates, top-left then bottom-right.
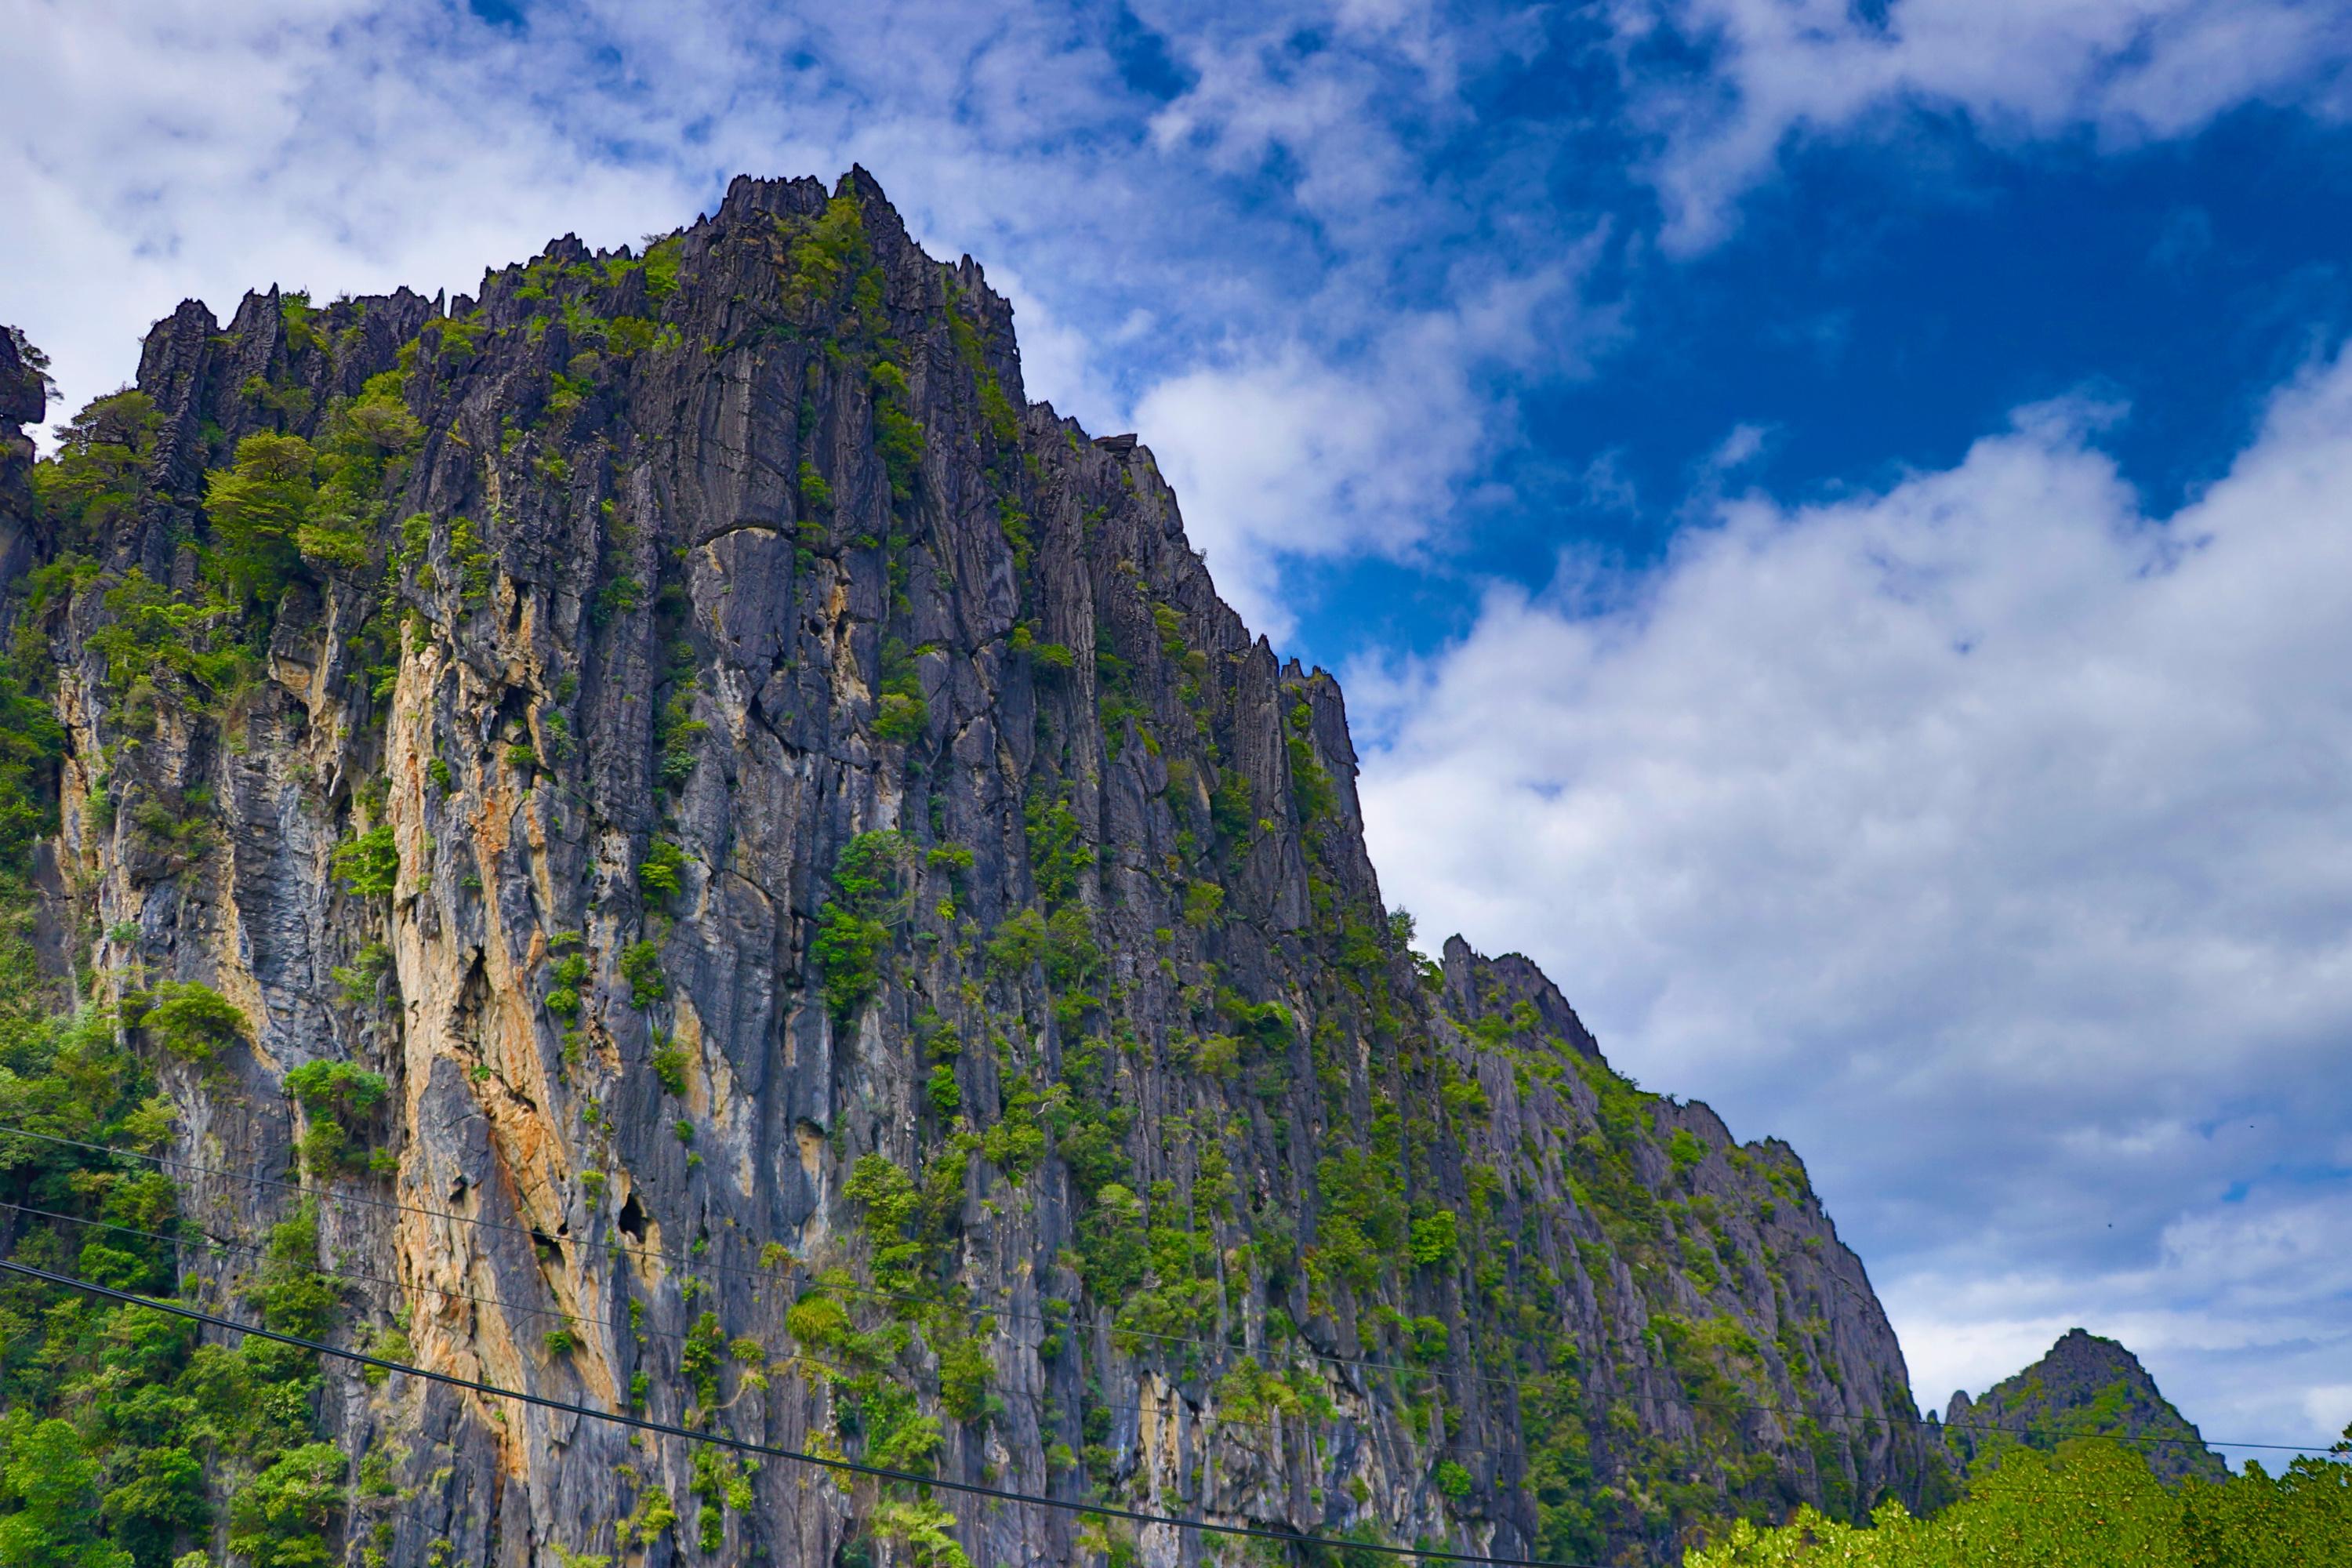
[[925, 1062, 960, 1117], [285, 1059, 390, 1175], [448, 517, 494, 602], [812, 832, 907, 1022], [1022, 793, 1093, 909], [996, 498, 1033, 570], [1410, 1209, 1459, 1268], [140, 981, 249, 1062], [979, 1110, 1044, 1181], [619, 940, 666, 1007], [871, 368, 927, 504], [873, 637, 928, 745], [1209, 768, 1254, 847], [875, 693, 926, 744], [641, 236, 683, 298], [786, 1290, 852, 1350], [639, 837, 688, 902], [330, 944, 392, 1008], [1287, 731, 1336, 822], [228, 1442, 347, 1568], [797, 461, 832, 513], [330, 824, 400, 898], [294, 524, 368, 572], [593, 573, 643, 625], [781, 194, 869, 310], [1436, 1460, 1473, 1500], [204, 431, 316, 605]]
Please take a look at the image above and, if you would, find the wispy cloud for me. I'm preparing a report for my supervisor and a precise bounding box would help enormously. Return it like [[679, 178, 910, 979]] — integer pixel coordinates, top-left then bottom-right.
[[1615, 0, 2352, 252]]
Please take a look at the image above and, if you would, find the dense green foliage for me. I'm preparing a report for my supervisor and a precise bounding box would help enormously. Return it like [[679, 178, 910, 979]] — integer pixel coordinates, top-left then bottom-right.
[[0, 960, 349, 1568], [1683, 1439, 2352, 1567], [329, 826, 399, 900], [813, 831, 909, 1022], [283, 1060, 391, 1177]]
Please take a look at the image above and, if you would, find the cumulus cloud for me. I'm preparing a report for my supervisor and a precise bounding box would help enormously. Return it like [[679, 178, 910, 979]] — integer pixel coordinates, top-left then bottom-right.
[[4, 0, 709, 428], [1134, 256, 1612, 636], [1617, 0, 2352, 251], [1354, 348, 2352, 1443]]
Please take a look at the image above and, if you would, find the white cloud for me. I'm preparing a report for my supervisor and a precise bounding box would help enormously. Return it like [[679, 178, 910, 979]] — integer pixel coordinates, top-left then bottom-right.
[[1355, 347, 2352, 1443], [1620, 0, 2352, 251], [1706, 422, 1769, 471], [2, 0, 708, 432], [1134, 256, 1611, 637]]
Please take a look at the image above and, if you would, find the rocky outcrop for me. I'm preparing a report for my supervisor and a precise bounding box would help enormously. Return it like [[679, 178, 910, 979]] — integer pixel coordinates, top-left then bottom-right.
[[6, 171, 1946, 1567], [1944, 1329, 2229, 1486], [0, 327, 45, 587]]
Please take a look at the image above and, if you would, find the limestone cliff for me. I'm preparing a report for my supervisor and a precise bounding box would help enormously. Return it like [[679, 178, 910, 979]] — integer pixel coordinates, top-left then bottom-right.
[[0, 170, 1944, 1568]]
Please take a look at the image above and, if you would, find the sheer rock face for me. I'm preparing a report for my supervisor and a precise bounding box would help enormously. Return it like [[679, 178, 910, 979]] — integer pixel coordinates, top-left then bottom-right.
[[0, 328, 42, 586], [13, 171, 1942, 1566], [1944, 1329, 2230, 1486]]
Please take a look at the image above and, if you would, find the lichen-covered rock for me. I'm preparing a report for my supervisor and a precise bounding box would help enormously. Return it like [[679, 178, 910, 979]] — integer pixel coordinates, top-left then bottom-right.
[[0, 169, 1945, 1568]]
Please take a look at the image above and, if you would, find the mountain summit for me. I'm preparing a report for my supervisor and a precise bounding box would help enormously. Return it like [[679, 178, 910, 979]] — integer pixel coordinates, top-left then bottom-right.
[[1945, 1329, 2229, 1486], [0, 171, 1943, 1567]]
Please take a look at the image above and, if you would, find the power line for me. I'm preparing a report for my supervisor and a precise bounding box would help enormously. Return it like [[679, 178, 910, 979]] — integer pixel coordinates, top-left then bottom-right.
[[0, 1125, 1425, 1443], [0, 1200, 1323, 1443], [3, 1120, 2333, 1457], [0, 1257, 1606, 1568], [0, 1120, 1522, 1388], [18, 1197, 2322, 1474]]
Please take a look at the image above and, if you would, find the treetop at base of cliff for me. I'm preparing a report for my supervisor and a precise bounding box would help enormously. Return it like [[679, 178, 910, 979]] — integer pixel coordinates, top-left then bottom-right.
[[1683, 1434, 2352, 1567]]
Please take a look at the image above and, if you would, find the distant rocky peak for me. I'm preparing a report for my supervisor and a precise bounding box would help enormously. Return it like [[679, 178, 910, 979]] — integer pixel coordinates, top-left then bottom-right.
[[1945, 1327, 2229, 1485]]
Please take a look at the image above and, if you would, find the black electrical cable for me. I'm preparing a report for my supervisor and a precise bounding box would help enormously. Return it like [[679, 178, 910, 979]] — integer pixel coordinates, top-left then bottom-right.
[[0, 1199, 1326, 1443], [3, 1120, 2333, 1457], [0, 1256, 1608, 1568]]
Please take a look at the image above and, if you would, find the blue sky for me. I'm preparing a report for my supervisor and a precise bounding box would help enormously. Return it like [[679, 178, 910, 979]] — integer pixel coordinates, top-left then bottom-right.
[[9, 0, 2352, 1461]]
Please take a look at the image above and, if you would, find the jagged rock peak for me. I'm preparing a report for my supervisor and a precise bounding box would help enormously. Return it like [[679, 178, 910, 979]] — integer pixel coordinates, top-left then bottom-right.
[[1946, 1327, 2229, 1485], [1441, 935, 1602, 1060]]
